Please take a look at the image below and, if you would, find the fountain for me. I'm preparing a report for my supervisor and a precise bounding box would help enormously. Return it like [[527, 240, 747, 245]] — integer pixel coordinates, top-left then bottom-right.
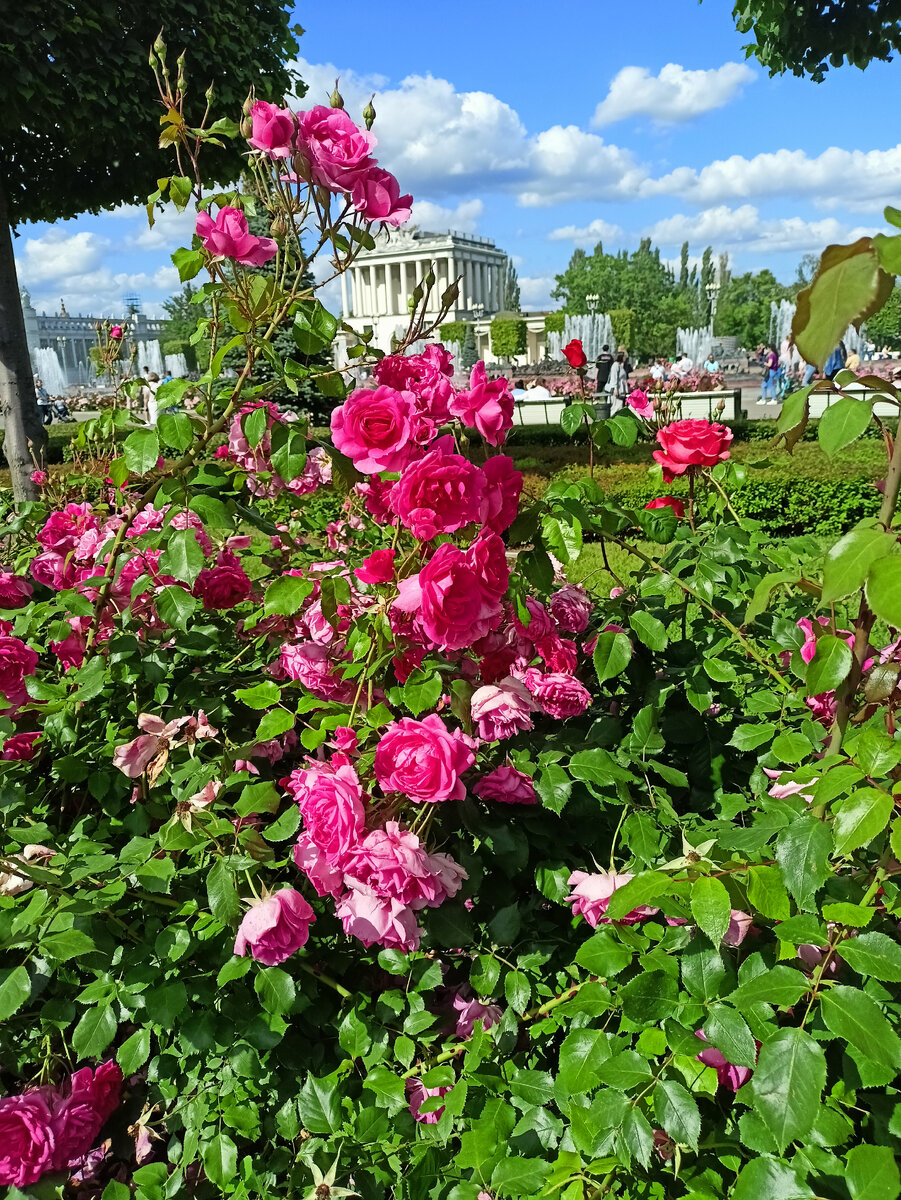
[[137, 340, 165, 377], [31, 347, 68, 396], [164, 352, 189, 378], [769, 298, 867, 359], [677, 326, 714, 365], [547, 313, 615, 362]]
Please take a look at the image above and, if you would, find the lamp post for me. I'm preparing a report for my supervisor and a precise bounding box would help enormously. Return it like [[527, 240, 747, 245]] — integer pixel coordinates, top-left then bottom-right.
[[586, 292, 600, 314]]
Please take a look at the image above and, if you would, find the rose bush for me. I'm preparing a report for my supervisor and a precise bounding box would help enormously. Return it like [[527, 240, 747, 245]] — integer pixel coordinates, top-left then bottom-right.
[[1, 44, 901, 1200]]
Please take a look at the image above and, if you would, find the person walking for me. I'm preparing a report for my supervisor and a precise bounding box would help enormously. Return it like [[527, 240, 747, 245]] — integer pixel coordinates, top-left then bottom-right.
[[605, 352, 629, 413], [595, 345, 614, 393], [762, 344, 779, 405], [143, 373, 161, 425], [825, 341, 847, 380]]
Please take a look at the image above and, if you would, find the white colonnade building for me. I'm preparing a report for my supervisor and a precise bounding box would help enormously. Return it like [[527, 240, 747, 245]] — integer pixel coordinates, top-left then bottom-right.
[[340, 228, 508, 352]]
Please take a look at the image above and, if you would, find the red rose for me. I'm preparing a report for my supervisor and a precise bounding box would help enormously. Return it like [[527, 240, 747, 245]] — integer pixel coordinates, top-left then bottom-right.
[[645, 496, 685, 519], [562, 339, 587, 369], [652, 419, 733, 482]]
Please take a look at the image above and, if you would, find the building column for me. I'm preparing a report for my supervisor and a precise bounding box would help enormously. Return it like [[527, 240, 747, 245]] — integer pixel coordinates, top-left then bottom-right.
[[464, 259, 473, 310], [399, 260, 409, 316], [495, 264, 504, 311], [447, 255, 458, 307], [482, 262, 490, 310], [340, 272, 349, 319]]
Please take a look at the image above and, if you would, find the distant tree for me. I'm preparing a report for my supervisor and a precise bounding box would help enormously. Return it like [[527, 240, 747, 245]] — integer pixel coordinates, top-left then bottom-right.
[[0, 0, 300, 498], [160, 284, 206, 373], [727, 0, 901, 79], [864, 284, 901, 350], [461, 323, 479, 370], [679, 242, 690, 290], [795, 253, 821, 289], [714, 268, 793, 348], [490, 315, 527, 361], [503, 260, 521, 312]]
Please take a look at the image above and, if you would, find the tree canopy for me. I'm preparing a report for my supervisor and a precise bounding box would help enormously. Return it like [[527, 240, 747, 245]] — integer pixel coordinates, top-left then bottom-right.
[[1, 0, 301, 224], [730, 0, 901, 79]]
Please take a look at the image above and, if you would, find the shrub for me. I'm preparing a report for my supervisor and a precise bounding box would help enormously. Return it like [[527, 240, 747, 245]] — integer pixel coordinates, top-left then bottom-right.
[[439, 320, 467, 345], [490, 314, 527, 358], [544, 311, 565, 334]]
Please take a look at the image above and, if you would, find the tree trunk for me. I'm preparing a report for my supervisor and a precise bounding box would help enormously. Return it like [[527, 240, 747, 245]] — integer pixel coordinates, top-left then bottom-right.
[[0, 173, 46, 502]]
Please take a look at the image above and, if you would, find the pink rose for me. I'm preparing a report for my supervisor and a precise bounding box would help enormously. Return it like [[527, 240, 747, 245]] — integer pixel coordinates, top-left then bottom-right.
[[723, 910, 754, 947], [109, 325, 123, 340], [0, 572, 33, 609], [0, 1090, 56, 1187], [330, 726, 359, 753], [346, 821, 463, 909], [351, 166, 413, 227], [355, 475, 396, 522], [449, 362, 514, 446], [470, 678, 534, 742], [375, 714, 476, 803], [38, 503, 97, 555], [194, 550, 252, 610], [451, 987, 502, 1037], [653, 419, 733, 482], [0, 637, 38, 713], [51, 617, 88, 672], [286, 760, 366, 861], [248, 100, 296, 158], [279, 641, 354, 702], [550, 584, 592, 634], [535, 635, 578, 674], [394, 538, 507, 651], [331, 386, 419, 474], [472, 766, 536, 804], [50, 1062, 122, 1170], [354, 548, 396, 585], [234, 888, 315, 965], [566, 869, 659, 926], [405, 1078, 450, 1125], [335, 878, 421, 951], [694, 1031, 755, 1091], [626, 389, 654, 419], [480, 455, 522, 533], [513, 597, 554, 641], [1, 731, 41, 761], [391, 448, 484, 541], [522, 669, 590, 719], [196, 206, 277, 266], [30, 469, 48, 487], [296, 105, 376, 191], [293, 834, 346, 899], [374, 346, 455, 423]]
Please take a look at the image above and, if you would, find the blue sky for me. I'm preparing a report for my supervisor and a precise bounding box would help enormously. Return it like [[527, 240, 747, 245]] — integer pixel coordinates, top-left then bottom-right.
[[16, 0, 901, 318]]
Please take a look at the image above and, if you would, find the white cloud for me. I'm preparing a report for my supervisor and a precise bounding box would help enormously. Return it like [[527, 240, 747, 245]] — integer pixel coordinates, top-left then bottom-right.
[[548, 218, 624, 246], [645, 204, 875, 252], [411, 198, 484, 233], [518, 275, 556, 311], [592, 62, 754, 128], [128, 206, 197, 251], [650, 145, 901, 209], [17, 230, 109, 286]]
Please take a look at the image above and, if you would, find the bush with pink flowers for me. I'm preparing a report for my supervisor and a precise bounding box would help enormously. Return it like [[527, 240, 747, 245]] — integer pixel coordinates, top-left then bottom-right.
[[2, 43, 901, 1200]]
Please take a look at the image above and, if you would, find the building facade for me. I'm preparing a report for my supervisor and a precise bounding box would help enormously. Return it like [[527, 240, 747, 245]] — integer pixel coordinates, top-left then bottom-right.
[[341, 228, 509, 351], [21, 291, 166, 388]]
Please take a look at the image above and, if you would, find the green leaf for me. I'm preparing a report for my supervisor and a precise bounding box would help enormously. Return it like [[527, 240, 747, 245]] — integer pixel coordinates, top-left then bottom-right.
[[818, 397, 873, 457], [207, 859, 240, 923], [363, 1066, 407, 1115], [159, 528, 204, 585], [157, 412, 195, 453], [729, 722, 776, 751], [749, 1028, 825, 1152], [840, 932, 901, 982], [776, 817, 833, 910], [298, 1073, 342, 1133], [772, 731, 814, 763], [865, 555, 901, 629], [846, 1145, 901, 1200], [730, 965, 809, 1010], [805, 634, 853, 695], [569, 748, 632, 788], [619, 970, 680, 1023], [234, 681, 282, 710], [255, 708, 295, 742], [72, 1004, 117, 1057], [172, 246, 204, 281], [41, 928, 95, 961], [0, 966, 30, 1020], [575, 931, 633, 977], [731, 1157, 814, 1200], [144, 981, 187, 1027], [510, 1070, 554, 1107], [598, 1050, 652, 1091], [254, 966, 295, 1015], [819, 986, 901, 1070], [403, 669, 443, 717], [117, 1027, 151, 1074], [592, 630, 632, 684], [155, 585, 196, 631], [629, 609, 668, 652], [792, 238, 892, 369], [703, 1004, 758, 1069], [776, 388, 810, 454], [123, 427, 160, 475], [606, 871, 671, 920], [504, 970, 530, 1015], [833, 788, 893, 855], [490, 1157, 552, 1197], [535, 763, 571, 813], [293, 300, 339, 355], [653, 1080, 700, 1149], [264, 574, 313, 617], [203, 1133, 238, 1189], [822, 527, 897, 603], [541, 514, 582, 564], [560, 403, 586, 436], [557, 1028, 610, 1093], [690, 875, 731, 945]]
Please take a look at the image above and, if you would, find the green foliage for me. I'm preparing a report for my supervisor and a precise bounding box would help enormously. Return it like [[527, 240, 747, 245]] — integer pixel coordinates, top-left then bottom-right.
[[862, 282, 901, 350], [608, 307, 634, 351], [715, 268, 795, 348], [504, 259, 521, 311], [544, 312, 565, 335], [490, 315, 527, 359], [461, 322, 479, 370], [730, 0, 901, 79], [440, 321, 467, 346]]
